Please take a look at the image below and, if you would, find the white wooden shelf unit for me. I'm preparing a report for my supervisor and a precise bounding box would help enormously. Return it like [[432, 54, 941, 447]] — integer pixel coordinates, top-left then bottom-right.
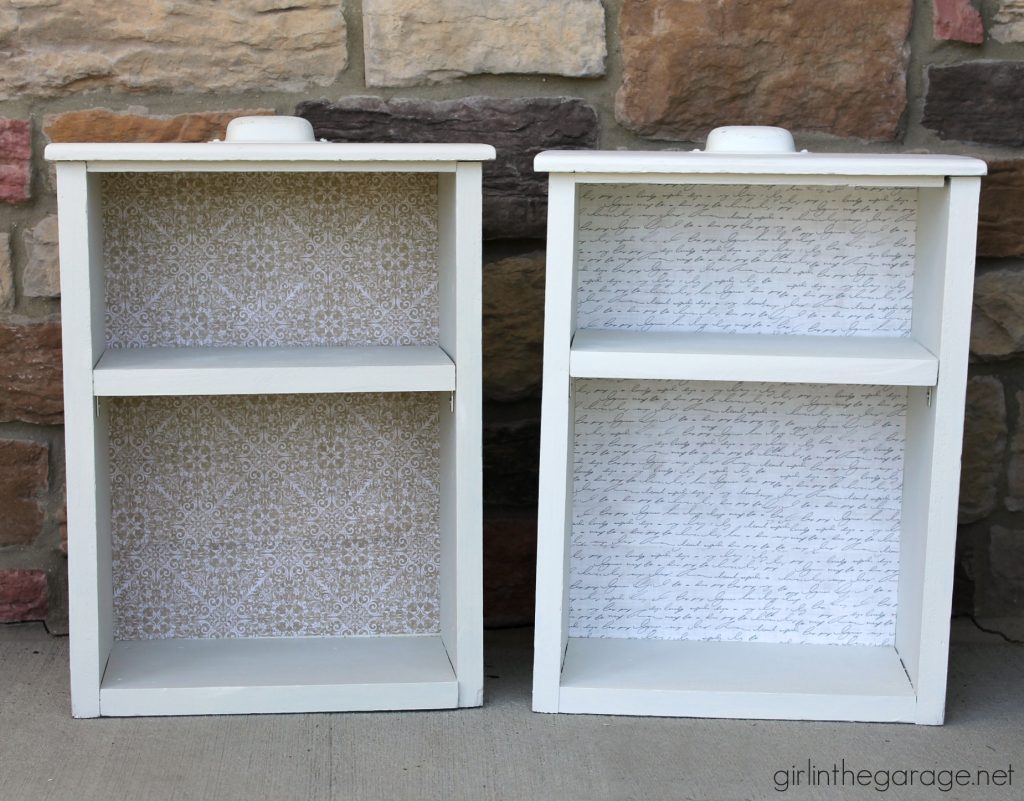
[[48, 140, 494, 717], [532, 148, 986, 723]]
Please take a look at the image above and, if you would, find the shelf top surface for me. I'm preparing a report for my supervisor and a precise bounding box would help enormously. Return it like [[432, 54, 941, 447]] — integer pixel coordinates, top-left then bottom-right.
[[45, 141, 497, 163], [92, 344, 457, 396], [569, 330, 938, 386], [95, 344, 455, 371], [102, 634, 457, 690], [560, 637, 914, 698], [534, 149, 987, 177]]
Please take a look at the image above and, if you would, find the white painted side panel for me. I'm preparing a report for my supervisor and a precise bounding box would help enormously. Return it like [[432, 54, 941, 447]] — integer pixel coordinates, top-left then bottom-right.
[[57, 164, 108, 718], [533, 176, 579, 712], [437, 173, 459, 691], [911, 178, 980, 724], [436, 166, 484, 708], [895, 187, 951, 701], [452, 163, 484, 707]]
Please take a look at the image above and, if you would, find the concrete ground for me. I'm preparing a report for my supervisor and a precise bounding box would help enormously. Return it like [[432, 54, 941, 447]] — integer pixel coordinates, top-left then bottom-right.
[[0, 622, 1020, 801]]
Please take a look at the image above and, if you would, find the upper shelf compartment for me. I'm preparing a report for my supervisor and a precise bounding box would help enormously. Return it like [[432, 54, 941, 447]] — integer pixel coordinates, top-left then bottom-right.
[[574, 182, 920, 340], [102, 171, 442, 351]]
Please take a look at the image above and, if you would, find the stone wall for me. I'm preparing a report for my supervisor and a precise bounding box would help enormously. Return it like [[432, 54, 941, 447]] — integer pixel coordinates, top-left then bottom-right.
[[1, 0, 1022, 632]]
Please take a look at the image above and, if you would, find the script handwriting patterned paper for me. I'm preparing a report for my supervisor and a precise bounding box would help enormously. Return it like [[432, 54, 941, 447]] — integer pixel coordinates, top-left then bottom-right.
[[570, 381, 905, 646], [103, 172, 439, 348], [576, 185, 917, 336], [110, 394, 440, 640]]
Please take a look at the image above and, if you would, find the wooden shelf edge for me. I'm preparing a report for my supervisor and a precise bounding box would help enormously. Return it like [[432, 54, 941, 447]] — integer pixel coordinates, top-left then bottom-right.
[[569, 330, 939, 386], [93, 344, 456, 396], [99, 634, 460, 715], [555, 686, 917, 722], [534, 149, 986, 177]]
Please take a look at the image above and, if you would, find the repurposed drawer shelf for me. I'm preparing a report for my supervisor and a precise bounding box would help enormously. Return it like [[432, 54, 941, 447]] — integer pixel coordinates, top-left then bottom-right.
[[48, 135, 494, 718], [532, 141, 986, 724]]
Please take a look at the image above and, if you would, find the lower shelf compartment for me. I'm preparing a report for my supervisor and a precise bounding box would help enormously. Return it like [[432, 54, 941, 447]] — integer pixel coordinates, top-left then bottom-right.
[[556, 638, 917, 722], [100, 634, 458, 716]]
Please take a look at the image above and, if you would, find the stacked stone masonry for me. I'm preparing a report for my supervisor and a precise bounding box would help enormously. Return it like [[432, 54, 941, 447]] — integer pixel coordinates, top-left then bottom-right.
[[1, 0, 1023, 628]]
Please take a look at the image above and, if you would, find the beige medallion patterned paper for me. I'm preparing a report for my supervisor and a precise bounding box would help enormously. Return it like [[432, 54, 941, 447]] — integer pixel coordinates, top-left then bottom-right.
[[109, 394, 442, 640], [102, 172, 440, 348]]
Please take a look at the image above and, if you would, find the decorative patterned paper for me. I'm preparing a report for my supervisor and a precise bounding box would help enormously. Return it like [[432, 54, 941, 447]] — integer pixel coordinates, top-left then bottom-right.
[[109, 394, 441, 640], [576, 184, 917, 337], [570, 380, 905, 647], [102, 172, 439, 348]]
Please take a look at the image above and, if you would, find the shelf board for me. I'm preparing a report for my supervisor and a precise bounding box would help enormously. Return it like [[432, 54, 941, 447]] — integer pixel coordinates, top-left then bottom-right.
[[569, 329, 938, 386], [93, 345, 456, 396], [100, 634, 458, 716], [556, 637, 916, 721]]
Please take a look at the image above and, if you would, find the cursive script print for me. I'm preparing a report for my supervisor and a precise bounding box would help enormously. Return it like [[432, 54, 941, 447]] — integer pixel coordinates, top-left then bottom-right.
[[570, 380, 905, 646], [576, 184, 917, 336]]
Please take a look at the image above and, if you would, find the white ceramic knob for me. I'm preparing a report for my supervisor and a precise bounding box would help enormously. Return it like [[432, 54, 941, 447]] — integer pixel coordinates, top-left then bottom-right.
[[704, 126, 796, 154], [224, 116, 316, 143]]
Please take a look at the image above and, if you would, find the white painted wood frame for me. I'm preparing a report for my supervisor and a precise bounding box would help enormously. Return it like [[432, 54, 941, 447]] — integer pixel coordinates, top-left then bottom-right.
[[532, 149, 985, 723], [49, 142, 493, 718]]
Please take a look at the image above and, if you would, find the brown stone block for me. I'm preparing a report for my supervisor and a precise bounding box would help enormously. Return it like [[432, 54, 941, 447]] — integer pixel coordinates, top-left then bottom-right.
[[483, 416, 540, 509], [0, 438, 49, 546], [978, 160, 1024, 259], [992, 0, 1024, 42], [0, 321, 63, 425], [933, 0, 984, 44], [615, 0, 912, 142], [952, 525, 977, 617], [484, 515, 537, 627], [0, 1, 346, 98], [57, 499, 67, 555], [44, 109, 274, 145], [971, 267, 1024, 359], [22, 216, 60, 299], [362, 0, 606, 87], [0, 118, 31, 204], [0, 569, 48, 623], [924, 62, 1024, 146], [978, 525, 1024, 616], [296, 97, 598, 239], [959, 375, 1006, 524], [0, 232, 12, 310], [1005, 390, 1024, 512], [483, 251, 545, 402]]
